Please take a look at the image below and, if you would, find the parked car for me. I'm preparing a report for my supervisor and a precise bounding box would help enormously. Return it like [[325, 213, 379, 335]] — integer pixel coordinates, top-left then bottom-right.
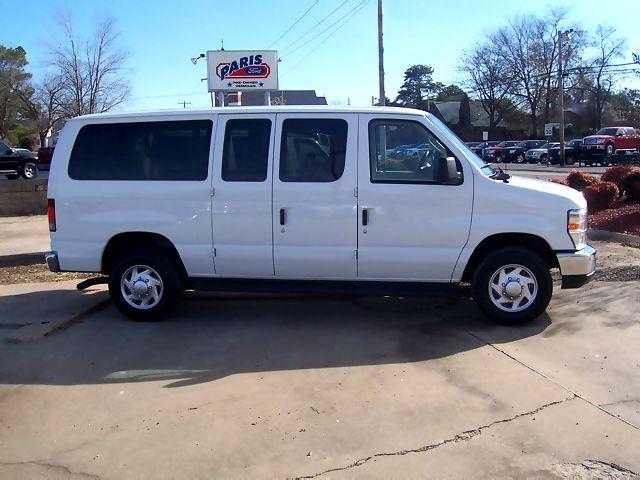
[[548, 139, 583, 165], [525, 142, 559, 164], [471, 141, 498, 157], [0, 140, 38, 179], [502, 140, 547, 164], [46, 106, 595, 324], [582, 127, 640, 166], [37, 146, 55, 171], [482, 141, 520, 162]]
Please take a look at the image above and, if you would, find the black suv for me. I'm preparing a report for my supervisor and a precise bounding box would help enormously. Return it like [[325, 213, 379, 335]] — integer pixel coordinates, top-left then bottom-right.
[[548, 139, 583, 165], [502, 140, 547, 163], [0, 140, 38, 179]]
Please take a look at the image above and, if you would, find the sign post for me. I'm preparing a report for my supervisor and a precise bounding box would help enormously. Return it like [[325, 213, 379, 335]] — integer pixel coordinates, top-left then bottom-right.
[[207, 50, 278, 106]]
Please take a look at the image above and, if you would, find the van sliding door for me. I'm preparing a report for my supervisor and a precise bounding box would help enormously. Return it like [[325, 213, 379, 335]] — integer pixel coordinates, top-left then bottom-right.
[[272, 113, 358, 279], [211, 114, 276, 277]]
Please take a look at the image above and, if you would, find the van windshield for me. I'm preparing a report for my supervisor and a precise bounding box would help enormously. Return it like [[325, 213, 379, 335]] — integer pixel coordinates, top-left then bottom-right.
[[427, 114, 495, 176]]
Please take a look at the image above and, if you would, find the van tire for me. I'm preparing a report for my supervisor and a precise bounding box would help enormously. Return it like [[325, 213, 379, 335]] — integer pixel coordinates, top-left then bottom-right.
[[472, 247, 552, 324], [108, 251, 182, 321]]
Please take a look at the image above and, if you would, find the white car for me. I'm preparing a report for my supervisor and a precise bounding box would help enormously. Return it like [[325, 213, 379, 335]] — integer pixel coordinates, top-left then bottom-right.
[[45, 106, 595, 323]]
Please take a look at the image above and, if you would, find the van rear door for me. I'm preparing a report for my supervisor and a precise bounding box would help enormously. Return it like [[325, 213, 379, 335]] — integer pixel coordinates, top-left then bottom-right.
[[272, 113, 358, 279]]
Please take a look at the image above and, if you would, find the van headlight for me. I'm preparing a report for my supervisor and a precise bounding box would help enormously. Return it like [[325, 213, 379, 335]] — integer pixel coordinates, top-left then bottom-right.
[[567, 209, 587, 249]]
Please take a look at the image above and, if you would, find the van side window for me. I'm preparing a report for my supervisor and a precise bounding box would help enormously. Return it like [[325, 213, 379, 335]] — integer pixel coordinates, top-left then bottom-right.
[[68, 120, 212, 181], [369, 120, 452, 183], [279, 118, 347, 182], [222, 119, 271, 182]]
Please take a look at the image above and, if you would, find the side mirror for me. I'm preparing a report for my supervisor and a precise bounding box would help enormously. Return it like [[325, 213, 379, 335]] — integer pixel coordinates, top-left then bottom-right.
[[616, 132, 623, 137], [436, 156, 460, 185]]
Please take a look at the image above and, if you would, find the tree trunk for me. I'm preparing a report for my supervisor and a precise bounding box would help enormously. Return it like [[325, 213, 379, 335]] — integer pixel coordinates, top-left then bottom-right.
[[530, 108, 538, 138]]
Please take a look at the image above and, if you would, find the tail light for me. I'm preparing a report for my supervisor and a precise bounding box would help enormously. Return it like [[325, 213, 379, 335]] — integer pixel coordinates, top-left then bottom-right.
[[47, 199, 56, 232]]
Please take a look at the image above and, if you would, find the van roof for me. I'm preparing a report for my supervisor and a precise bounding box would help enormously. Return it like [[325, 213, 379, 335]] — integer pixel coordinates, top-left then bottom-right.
[[71, 105, 429, 121]]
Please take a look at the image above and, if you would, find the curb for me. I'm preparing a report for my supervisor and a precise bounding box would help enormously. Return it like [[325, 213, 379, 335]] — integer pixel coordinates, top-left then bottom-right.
[[588, 229, 640, 244], [0, 252, 45, 267]]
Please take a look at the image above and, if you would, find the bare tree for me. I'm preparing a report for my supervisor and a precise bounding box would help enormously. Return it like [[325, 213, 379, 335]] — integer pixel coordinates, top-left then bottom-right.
[[587, 25, 626, 129], [491, 16, 550, 137], [459, 42, 513, 135], [536, 8, 585, 126], [50, 17, 129, 117], [15, 76, 65, 146]]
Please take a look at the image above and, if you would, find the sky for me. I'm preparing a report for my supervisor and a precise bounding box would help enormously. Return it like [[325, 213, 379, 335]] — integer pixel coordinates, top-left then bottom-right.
[[1, 0, 639, 111]]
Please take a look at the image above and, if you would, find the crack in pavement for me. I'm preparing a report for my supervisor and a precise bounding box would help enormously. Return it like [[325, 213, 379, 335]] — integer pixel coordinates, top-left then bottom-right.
[[465, 330, 640, 431], [0, 460, 99, 479], [293, 395, 576, 479]]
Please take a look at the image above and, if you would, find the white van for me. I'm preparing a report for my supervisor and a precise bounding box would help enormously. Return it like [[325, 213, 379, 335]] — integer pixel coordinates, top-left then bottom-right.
[[45, 106, 595, 323]]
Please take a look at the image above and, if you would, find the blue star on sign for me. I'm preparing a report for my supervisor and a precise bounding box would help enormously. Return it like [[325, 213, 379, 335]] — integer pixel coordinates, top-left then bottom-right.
[[227, 82, 232, 87], [259, 82, 264, 87]]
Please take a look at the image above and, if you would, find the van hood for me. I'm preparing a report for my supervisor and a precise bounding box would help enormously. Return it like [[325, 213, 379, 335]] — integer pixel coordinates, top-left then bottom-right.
[[506, 175, 586, 209]]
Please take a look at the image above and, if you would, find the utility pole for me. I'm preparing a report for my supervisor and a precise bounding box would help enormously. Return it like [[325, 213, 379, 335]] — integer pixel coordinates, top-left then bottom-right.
[[178, 101, 191, 109], [558, 29, 573, 167], [377, 0, 385, 106]]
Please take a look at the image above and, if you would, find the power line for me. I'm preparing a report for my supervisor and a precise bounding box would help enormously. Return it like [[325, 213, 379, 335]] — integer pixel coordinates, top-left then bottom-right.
[[281, 0, 349, 53], [285, 0, 368, 56], [282, 0, 369, 77], [267, 0, 319, 49]]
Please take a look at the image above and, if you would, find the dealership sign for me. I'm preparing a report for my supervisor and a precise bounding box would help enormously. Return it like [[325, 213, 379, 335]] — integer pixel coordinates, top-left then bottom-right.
[[207, 50, 278, 92]]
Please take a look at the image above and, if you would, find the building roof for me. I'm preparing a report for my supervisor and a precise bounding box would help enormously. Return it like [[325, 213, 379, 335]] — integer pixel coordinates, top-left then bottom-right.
[[434, 101, 460, 125], [241, 90, 327, 106]]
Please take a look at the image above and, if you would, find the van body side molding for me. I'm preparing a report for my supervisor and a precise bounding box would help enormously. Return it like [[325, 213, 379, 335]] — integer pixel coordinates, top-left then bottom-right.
[[188, 277, 458, 297]]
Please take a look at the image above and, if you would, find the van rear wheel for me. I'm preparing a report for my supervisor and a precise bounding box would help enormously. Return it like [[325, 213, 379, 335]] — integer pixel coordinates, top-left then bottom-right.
[[472, 247, 552, 324], [108, 251, 182, 321]]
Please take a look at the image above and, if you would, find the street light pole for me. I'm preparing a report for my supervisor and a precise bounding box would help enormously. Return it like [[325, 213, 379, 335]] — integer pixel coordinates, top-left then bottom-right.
[[377, 0, 385, 106]]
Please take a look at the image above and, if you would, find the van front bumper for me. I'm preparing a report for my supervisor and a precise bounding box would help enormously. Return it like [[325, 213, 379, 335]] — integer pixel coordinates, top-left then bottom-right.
[[45, 251, 60, 273], [556, 245, 596, 289]]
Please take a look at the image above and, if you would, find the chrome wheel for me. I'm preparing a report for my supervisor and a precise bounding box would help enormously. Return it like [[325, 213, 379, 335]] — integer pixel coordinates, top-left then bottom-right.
[[120, 265, 164, 310], [488, 264, 538, 313], [606, 144, 614, 157], [516, 154, 525, 163], [22, 163, 37, 179]]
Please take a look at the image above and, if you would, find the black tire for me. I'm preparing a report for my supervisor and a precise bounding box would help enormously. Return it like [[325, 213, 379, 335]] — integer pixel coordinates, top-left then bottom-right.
[[21, 162, 37, 179], [108, 250, 183, 321], [516, 153, 525, 164], [565, 154, 575, 166], [5, 173, 19, 180], [540, 154, 548, 164], [472, 247, 553, 324]]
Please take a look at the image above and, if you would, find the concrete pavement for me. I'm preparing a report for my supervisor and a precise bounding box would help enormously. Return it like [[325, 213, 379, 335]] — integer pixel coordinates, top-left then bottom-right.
[[0, 215, 49, 258], [0, 241, 638, 478]]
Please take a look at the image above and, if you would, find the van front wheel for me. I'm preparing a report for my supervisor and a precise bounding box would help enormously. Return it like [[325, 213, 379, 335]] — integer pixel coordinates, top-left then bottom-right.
[[472, 248, 552, 324], [108, 251, 182, 321]]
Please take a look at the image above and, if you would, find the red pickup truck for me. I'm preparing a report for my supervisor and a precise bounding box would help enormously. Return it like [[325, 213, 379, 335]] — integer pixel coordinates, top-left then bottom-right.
[[37, 146, 54, 171], [582, 126, 640, 165]]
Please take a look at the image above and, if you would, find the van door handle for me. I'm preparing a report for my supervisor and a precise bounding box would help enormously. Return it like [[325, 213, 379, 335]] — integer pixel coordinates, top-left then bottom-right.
[[280, 208, 286, 226], [362, 208, 368, 226]]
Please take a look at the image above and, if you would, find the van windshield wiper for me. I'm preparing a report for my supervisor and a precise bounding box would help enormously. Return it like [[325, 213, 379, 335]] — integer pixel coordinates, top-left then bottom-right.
[[489, 166, 511, 182]]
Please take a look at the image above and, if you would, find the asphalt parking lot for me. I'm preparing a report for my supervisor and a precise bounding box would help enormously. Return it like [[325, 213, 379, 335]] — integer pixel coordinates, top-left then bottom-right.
[[0, 241, 639, 479]]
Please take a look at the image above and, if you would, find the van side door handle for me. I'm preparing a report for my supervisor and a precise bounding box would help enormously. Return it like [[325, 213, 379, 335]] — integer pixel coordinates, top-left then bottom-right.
[[362, 208, 368, 226], [280, 208, 286, 226]]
